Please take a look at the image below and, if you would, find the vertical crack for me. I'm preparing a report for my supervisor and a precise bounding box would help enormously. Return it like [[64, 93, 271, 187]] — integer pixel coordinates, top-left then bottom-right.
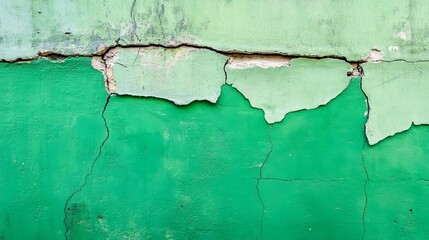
[[223, 58, 229, 84], [256, 126, 273, 240], [360, 74, 370, 240], [63, 94, 112, 240]]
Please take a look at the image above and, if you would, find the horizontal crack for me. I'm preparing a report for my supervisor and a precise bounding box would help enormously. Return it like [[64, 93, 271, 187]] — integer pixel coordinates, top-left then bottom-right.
[[0, 43, 363, 65]]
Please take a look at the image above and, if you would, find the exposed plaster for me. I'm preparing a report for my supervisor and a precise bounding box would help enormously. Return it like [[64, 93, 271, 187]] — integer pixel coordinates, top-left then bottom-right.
[[363, 49, 384, 63], [91, 47, 120, 93], [227, 55, 291, 69], [63, 94, 111, 239]]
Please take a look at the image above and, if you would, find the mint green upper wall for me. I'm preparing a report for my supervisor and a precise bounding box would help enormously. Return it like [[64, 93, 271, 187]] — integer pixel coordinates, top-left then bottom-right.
[[2, 0, 429, 61]]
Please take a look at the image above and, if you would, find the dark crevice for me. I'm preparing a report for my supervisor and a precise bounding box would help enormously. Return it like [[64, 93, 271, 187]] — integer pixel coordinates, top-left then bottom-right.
[[3, 42, 429, 65], [63, 94, 112, 240], [1, 43, 365, 65], [256, 126, 273, 240], [223, 58, 229, 84], [379, 59, 429, 63]]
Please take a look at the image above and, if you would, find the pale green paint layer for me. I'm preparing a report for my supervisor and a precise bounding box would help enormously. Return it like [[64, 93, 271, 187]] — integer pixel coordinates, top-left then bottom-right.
[[111, 47, 227, 104], [362, 62, 429, 145], [2, 0, 429, 61], [226, 58, 351, 123]]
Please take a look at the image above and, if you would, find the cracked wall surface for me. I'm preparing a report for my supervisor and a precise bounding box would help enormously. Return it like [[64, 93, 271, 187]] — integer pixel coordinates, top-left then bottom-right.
[[3, 0, 429, 62], [2, 1, 429, 240]]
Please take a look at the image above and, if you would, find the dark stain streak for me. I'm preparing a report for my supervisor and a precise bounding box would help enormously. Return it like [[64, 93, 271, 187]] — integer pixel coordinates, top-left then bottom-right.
[[130, 0, 141, 41], [156, 1, 166, 39]]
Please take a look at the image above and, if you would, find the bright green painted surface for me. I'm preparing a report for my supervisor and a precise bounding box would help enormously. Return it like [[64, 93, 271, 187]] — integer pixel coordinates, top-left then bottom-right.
[[0, 58, 107, 239], [265, 78, 367, 180], [2, 0, 429, 61], [1, 58, 429, 240], [364, 126, 429, 239], [65, 86, 268, 239]]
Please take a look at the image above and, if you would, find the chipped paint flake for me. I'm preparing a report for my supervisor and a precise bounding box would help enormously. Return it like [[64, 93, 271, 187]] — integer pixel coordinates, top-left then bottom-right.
[[96, 47, 227, 105], [363, 49, 384, 62], [226, 58, 352, 123], [362, 62, 429, 145]]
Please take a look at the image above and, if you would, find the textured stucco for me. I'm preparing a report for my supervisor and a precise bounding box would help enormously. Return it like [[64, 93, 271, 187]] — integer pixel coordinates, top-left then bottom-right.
[[2, 1, 429, 239]]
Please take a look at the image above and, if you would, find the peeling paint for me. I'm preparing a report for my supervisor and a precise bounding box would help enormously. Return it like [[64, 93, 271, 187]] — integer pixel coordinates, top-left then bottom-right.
[[93, 47, 227, 105], [226, 58, 352, 123], [362, 62, 429, 145]]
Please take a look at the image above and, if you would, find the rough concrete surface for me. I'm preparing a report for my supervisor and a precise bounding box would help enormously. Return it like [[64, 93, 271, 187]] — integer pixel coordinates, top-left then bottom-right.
[[1, 1, 429, 239]]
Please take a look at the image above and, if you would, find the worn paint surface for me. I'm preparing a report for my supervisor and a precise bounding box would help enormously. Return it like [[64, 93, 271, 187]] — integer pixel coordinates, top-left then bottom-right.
[[102, 47, 227, 104], [2, 0, 429, 61], [2, 0, 429, 239], [2, 57, 429, 239], [226, 58, 351, 123], [362, 62, 429, 145]]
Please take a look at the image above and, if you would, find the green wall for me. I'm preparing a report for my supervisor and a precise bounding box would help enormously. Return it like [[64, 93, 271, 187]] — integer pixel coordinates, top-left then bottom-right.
[[2, 1, 429, 239], [2, 59, 429, 239]]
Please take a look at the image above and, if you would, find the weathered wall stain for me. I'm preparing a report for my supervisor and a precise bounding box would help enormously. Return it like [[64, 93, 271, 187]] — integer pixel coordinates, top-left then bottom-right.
[[3, 0, 429, 62]]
